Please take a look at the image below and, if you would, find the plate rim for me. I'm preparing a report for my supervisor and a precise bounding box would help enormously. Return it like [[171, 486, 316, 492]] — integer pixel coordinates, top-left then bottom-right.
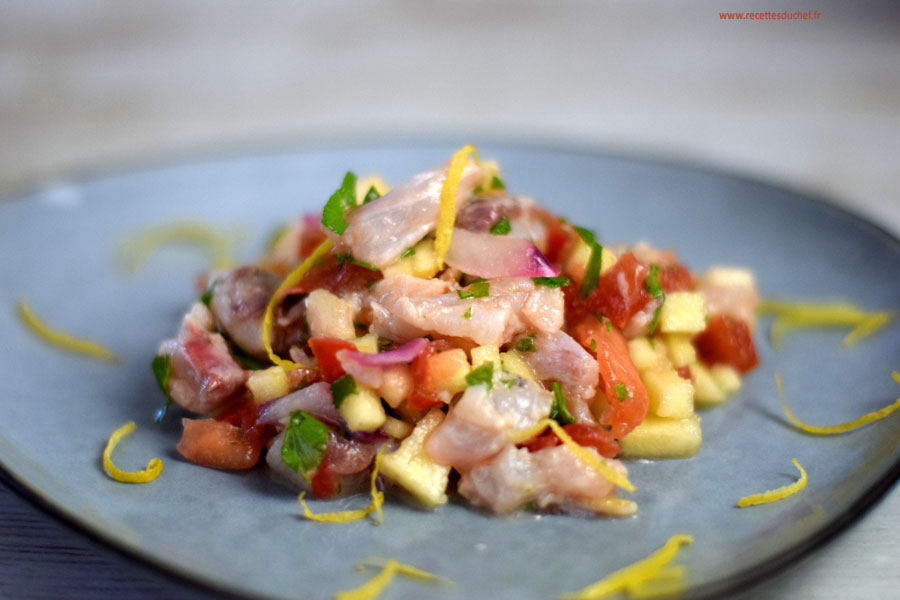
[[1, 137, 899, 600]]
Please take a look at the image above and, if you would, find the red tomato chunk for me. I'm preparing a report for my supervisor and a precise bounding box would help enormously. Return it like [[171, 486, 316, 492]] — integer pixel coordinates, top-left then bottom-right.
[[694, 314, 759, 373], [177, 418, 264, 470], [584, 252, 652, 329]]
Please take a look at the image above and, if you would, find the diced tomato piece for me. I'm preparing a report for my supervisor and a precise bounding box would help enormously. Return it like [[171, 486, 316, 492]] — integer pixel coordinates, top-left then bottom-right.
[[584, 252, 652, 329], [694, 314, 759, 374], [534, 208, 575, 264], [659, 264, 694, 293], [407, 339, 453, 410], [520, 423, 620, 458], [310, 450, 340, 498], [573, 315, 649, 439], [215, 396, 259, 429], [286, 254, 380, 297], [176, 418, 264, 470], [308, 337, 357, 382], [298, 214, 327, 259]]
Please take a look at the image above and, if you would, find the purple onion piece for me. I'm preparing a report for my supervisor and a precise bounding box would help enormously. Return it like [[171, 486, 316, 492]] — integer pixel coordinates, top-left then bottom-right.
[[339, 338, 428, 368], [257, 382, 343, 428]]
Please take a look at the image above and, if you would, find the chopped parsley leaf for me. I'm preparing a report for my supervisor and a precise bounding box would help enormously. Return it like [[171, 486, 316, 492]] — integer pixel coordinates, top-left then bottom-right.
[[321, 171, 357, 235], [645, 264, 665, 335], [614, 383, 629, 402], [363, 185, 381, 205], [490, 175, 505, 190], [334, 253, 378, 271], [550, 382, 576, 425], [531, 276, 570, 288], [589, 338, 597, 352], [605, 320, 612, 332], [514, 337, 537, 352], [462, 307, 472, 320], [501, 378, 517, 388], [400, 246, 416, 258], [151, 354, 173, 422], [472, 184, 484, 195], [199, 280, 217, 307], [330, 374, 358, 407], [281, 410, 330, 481], [574, 226, 603, 299], [457, 281, 490, 299], [466, 362, 494, 388], [489, 215, 511, 235]]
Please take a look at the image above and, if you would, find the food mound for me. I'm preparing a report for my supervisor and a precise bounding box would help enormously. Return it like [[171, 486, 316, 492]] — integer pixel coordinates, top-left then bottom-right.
[[152, 147, 760, 517]]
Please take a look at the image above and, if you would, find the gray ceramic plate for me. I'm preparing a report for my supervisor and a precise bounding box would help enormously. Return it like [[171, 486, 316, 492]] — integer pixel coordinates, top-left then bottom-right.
[[1, 144, 898, 600]]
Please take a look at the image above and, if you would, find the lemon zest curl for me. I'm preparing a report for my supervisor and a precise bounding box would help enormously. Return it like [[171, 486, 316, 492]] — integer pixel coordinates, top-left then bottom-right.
[[17, 300, 118, 362], [737, 459, 807, 507], [102, 422, 163, 484], [298, 446, 385, 524]]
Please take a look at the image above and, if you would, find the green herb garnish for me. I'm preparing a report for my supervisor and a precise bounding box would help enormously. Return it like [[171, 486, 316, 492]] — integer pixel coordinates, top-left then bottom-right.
[[462, 307, 472, 320], [501, 378, 517, 388], [514, 337, 537, 352], [334, 253, 378, 271], [281, 410, 330, 481], [645, 264, 665, 335], [363, 185, 381, 205], [589, 338, 597, 352], [605, 320, 612, 332], [531, 276, 570, 288], [490, 175, 505, 190], [321, 171, 357, 235], [151, 354, 173, 422], [466, 362, 494, 388], [614, 383, 629, 402], [574, 226, 603, 299], [330, 374, 358, 407], [489, 215, 511, 235], [400, 247, 416, 258], [457, 281, 490, 299], [550, 382, 576, 425]]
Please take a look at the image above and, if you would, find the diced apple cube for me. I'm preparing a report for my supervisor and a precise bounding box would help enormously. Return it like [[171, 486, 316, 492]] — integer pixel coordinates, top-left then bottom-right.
[[379, 409, 451, 508], [500, 351, 537, 381], [378, 364, 413, 409], [691, 362, 727, 407], [628, 337, 670, 371], [382, 416, 413, 440], [471, 345, 500, 368], [305, 289, 356, 340], [619, 414, 702, 459], [338, 386, 386, 433], [659, 292, 707, 334], [642, 367, 694, 418], [247, 366, 289, 405], [664, 334, 696, 367], [702, 267, 756, 289], [426, 348, 470, 396], [352, 333, 379, 353], [711, 365, 742, 395], [382, 239, 441, 280], [565, 240, 618, 285]]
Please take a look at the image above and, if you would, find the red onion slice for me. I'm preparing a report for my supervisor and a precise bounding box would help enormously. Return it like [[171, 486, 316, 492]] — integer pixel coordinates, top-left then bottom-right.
[[445, 228, 559, 279], [257, 382, 342, 427], [339, 338, 428, 368]]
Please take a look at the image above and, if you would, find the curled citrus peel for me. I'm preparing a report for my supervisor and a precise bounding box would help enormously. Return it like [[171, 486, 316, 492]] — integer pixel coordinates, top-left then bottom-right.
[[778, 371, 900, 435], [17, 300, 118, 362], [335, 556, 448, 600], [737, 458, 807, 507], [559, 534, 693, 600], [298, 446, 385, 524], [434, 144, 478, 269], [262, 238, 334, 370], [507, 419, 634, 492], [758, 299, 893, 348], [119, 222, 236, 273], [102, 422, 164, 483]]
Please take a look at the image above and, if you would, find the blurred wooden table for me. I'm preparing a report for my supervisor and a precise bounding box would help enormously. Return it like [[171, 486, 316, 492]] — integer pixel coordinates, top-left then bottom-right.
[[1, 1, 898, 598]]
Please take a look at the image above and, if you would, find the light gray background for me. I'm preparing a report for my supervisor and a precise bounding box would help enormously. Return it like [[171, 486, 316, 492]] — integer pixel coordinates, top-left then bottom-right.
[[1, 1, 898, 598]]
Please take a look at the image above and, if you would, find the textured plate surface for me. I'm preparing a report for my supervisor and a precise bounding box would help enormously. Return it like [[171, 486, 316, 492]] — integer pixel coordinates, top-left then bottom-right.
[[0, 143, 898, 600]]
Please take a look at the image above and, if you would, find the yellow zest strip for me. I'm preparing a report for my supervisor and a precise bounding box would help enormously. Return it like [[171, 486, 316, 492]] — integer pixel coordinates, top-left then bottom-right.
[[507, 419, 635, 492], [434, 144, 478, 269], [559, 534, 694, 600], [298, 446, 385, 524], [778, 371, 900, 435], [119, 222, 236, 273], [262, 238, 334, 370], [17, 300, 118, 362], [758, 299, 893, 348], [335, 557, 448, 600], [102, 422, 164, 483], [736, 458, 807, 508]]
